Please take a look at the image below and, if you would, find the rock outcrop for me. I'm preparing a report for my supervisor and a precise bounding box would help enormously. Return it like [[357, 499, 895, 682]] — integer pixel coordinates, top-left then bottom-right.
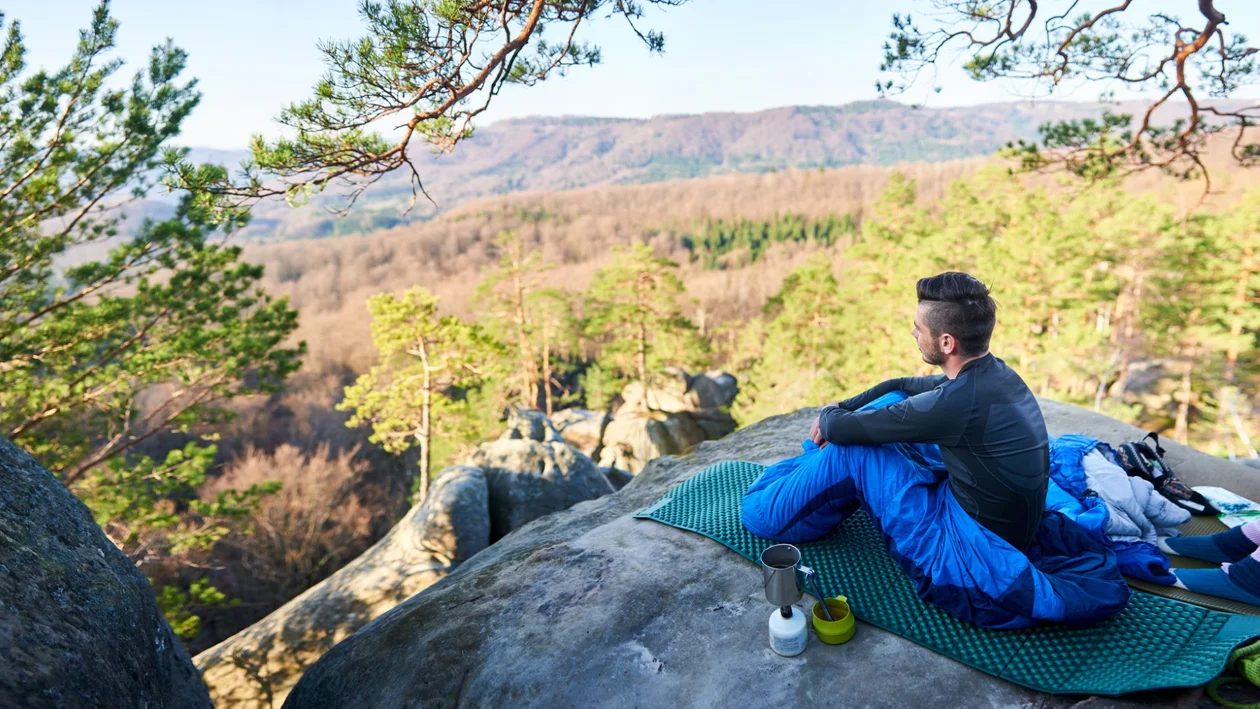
[[499, 407, 563, 443], [550, 408, 609, 458], [599, 369, 740, 474], [618, 367, 739, 413], [601, 465, 634, 491], [284, 399, 1260, 708], [0, 437, 211, 708], [195, 466, 490, 708], [469, 426, 614, 541], [598, 409, 709, 473]]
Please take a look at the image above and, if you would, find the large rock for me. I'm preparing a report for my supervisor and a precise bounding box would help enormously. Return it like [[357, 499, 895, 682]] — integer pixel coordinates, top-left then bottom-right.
[[551, 407, 610, 458], [602, 369, 740, 474], [598, 409, 738, 474], [467, 439, 614, 541], [285, 399, 1260, 708], [619, 367, 739, 413], [499, 407, 562, 443], [0, 438, 211, 708], [601, 466, 634, 491], [598, 410, 702, 473], [195, 466, 490, 708]]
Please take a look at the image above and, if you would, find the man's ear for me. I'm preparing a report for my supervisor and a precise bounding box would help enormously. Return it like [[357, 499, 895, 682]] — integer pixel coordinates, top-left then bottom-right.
[[940, 333, 956, 355]]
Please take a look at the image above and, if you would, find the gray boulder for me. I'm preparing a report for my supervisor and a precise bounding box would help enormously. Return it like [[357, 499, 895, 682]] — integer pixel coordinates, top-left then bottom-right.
[[467, 439, 614, 541], [619, 367, 739, 414], [0, 437, 211, 708], [196, 466, 489, 708], [602, 466, 634, 491], [696, 369, 740, 409], [598, 409, 737, 474], [1238, 457, 1260, 471], [598, 410, 702, 474], [602, 369, 739, 474], [551, 407, 610, 458], [499, 407, 562, 443], [284, 399, 1260, 708]]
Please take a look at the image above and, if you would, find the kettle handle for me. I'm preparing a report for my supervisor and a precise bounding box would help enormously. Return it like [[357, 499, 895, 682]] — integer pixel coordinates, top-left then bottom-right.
[[765, 564, 812, 586], [798, 566, 836, 622]]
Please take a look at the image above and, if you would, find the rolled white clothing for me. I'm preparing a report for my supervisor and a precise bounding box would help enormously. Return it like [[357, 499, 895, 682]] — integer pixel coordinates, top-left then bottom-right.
[[1082, 449, 1191, 545]]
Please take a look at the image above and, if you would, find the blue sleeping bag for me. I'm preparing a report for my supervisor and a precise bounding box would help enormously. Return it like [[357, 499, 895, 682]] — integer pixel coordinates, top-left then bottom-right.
[[1047, 434, 1176, 586], [742, 391, 1131, 629]]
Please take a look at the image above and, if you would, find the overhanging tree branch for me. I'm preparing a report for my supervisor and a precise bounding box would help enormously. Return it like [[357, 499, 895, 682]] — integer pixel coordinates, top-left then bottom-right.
[[166, 0, 687, 219], [880, 1, 1260, 193]]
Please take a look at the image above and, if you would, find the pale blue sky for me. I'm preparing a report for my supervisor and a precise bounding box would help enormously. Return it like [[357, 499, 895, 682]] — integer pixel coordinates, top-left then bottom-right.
[[8, 1, 1260, 149]]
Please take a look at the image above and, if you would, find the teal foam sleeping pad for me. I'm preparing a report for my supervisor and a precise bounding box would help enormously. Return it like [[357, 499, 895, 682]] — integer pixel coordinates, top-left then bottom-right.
[[633, 460, 1260, 696]]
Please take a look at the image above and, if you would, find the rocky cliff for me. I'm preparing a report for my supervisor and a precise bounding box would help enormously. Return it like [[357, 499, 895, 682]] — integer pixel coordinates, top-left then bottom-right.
[[195, 466, 491, 707], [0, 438, 211, 708], [196, 410, 618, 707], [283, 400, 1260, 708]]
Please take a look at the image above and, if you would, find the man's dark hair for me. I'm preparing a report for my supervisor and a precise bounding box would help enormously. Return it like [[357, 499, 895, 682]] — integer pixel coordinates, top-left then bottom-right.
[[916, 272, 997, 357]]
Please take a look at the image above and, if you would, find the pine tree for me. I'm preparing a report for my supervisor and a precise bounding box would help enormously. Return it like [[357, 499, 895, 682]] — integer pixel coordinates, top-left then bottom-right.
[[0, 4, 302, 644], [0, 4, 302, 480], [1209, 193, 1260, 456], [831, 172, 936, 388], [339, 288, 500, 501], [528, 287, 579, 416], [475, 230, 549, 408], [734, 254, 847, 425], [582, 244, 708, 403]]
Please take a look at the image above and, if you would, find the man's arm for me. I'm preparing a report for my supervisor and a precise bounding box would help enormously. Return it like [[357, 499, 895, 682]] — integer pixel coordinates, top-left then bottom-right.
[[834, 375, 948, 411], [820, 387, 965, 446]]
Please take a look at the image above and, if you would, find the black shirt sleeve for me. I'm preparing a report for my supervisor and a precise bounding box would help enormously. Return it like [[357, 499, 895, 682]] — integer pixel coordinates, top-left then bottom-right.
[[820, 387, 966, 446], [836, 375, 949, 411]]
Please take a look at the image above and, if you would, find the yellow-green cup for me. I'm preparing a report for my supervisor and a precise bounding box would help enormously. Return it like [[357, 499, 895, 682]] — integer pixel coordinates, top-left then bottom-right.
[[811, 596, 856, 645]]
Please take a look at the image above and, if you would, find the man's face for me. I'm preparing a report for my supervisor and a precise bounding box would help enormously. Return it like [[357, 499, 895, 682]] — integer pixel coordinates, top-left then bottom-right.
[[912, 304, 946, 366]]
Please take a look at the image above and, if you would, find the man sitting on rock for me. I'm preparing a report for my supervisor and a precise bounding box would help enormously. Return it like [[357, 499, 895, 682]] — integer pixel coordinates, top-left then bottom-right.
[[740, 271, 1129, 629], [813, 271, 1048, 551]]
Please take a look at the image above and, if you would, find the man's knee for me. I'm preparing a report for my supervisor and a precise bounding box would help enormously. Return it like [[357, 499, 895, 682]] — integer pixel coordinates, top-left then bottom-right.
[[741, 466, 859, 543]]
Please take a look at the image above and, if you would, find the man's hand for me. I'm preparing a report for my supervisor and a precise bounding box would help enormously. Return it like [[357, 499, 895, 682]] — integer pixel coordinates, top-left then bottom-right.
[[810, 416, 827, 448]]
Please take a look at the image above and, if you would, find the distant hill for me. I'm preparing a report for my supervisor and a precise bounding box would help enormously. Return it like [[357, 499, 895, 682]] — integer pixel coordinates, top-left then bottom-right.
[[142, 99, 1249, 241]]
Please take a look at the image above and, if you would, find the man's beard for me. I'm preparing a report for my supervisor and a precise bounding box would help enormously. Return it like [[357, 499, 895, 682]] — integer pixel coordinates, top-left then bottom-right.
[[920, 340, 946, 366]]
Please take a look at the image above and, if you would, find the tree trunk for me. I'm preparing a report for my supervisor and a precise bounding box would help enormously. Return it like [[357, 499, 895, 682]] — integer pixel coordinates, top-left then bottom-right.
[[1174, 357, 1193, 446], [418, 341, 433, 502], [542, 318, 553, 417], [1222, 251, 1255, 456], [637, 316, 648, 402], [1110, 352, 1132, 399], [636, 273, 649, 407], [1110, 270, 1145, 401], [1224, 252, 1252, 385], [512, 269, 537, 408]]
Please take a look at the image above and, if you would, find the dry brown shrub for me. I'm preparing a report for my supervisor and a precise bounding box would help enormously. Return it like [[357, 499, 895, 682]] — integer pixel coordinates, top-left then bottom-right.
[[192, 442, 396, 651]]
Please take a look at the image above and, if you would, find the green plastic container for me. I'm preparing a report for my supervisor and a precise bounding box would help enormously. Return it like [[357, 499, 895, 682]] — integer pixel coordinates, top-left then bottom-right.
[[812, 596, 856, 645]]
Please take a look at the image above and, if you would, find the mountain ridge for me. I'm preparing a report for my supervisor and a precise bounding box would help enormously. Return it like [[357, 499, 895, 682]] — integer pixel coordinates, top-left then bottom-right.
[[153, 99, 1248, 241]]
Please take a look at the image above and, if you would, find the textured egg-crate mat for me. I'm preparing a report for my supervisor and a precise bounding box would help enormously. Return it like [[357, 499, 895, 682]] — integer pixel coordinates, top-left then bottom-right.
[[633, 461, 1260, 696]]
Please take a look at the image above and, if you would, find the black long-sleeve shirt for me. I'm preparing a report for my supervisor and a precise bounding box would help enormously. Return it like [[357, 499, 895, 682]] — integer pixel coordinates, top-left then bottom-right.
[[818, 353, 1049, 551]]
